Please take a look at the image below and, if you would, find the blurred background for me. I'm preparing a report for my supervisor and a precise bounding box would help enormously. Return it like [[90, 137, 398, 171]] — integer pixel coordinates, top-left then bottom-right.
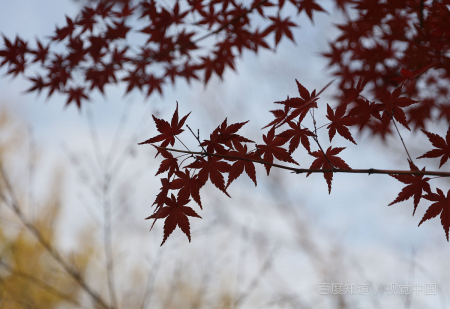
[[0, 0, 449, 308]]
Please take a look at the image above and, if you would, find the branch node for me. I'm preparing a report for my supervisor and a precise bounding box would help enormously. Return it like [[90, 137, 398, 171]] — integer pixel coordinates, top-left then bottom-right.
[[255, 144, 263, 161]]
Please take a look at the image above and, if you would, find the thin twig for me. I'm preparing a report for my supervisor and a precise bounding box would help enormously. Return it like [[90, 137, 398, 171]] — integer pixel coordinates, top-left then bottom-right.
[[255, 144, 263, 160], [162, 259, 183, 309], [26, 125, 36, 221], [102, 174, 118, 309], [109, 100, 154, 186], [347, 256, 381, 309], [85, 108, 119, 309], [105, 100, 133, 170], [186, 124, 206, 153], [311, 111, 335, 170], [404, 249, 415, 309], [189, 230, 213, 309], [232, 227, 249, 308], [140, 248, 165, 309], [60, 142, 102, 202], [175, 135, 190, 152], [233, 247, 277, 308], [386, 111, 414, 164], [85, 106, 105, 174], [398, 255, 447, 309], [0, 276, 41, 309]]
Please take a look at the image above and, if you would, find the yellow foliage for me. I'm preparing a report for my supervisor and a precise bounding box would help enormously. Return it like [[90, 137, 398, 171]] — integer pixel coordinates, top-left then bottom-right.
[[0, 108, 95, 309]]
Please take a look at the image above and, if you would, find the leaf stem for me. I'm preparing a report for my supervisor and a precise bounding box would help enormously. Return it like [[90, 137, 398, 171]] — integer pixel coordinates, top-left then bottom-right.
[[386, 111, 415, 164]]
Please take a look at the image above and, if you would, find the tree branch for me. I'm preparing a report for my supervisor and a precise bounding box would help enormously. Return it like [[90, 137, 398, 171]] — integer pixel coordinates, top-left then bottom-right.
[[158, 146, 450, 178], [0, 259, 85, 308]]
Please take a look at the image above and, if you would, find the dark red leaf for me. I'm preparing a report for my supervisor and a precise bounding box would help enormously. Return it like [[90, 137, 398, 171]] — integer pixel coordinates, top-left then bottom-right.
[[185, 156, 231, 196], [326, 104, 357, 144], [388, 160, 432, 215], [225, 143, 258, 187], [417, 127, 450, 168], [420, 189, 450, 241], [257, 126, 298, 175], [307, 146, 351, 194], [138, 102, 191, 151], [146, 194, 201, 246]]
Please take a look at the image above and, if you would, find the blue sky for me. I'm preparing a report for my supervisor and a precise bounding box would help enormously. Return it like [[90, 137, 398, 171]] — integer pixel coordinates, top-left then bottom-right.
[[0, 0, 449, 307]]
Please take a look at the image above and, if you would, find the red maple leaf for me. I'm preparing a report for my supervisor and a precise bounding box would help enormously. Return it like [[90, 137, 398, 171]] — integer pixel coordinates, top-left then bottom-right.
[[379, 86, 419, 130], [0, 36, 26, 68], [25, 75, 47, 94], [51, 15, 75, 42], [284, 80, 319, 123], [76, 7, 97, 34], [257, 126, 299, 175], [277, 115, 315, 153], [326, 103, 357, 144], [199, 42, 236, 84], [185, 156, 231, 196], [154, 146, 179, 178], [290, 0, 327, 23], [339, 78, 368, 107], [307, 146, 351, 194], [263, 100, 291, 129], [388, 160, 431, 215], [110, 47, 130, 68], [333, 0, 357, 12], [200, 118, 253, 154], [407, 98, 434, 130], [438, 103, 450, 123], [225, 142, 258, 187], [122, 69, 145, 94], [419, 188, 450, 241], [249, 28, 271, 53], [321, 42, 345, 67], [417, 126, 450, 168], [65, 86, 89, 110], [365, 119, 393, 140], [347, 98, 383, 129], [146, 194, 201, 246], [30, 40, 49, 64], [138, 102, 190, 150], [105, 20, 131, 40], [198, 4, 220, 29], [145, 74, 163, 97], [112, 3, 136, 18], [95, 2, 113, 18], [170, 2, 189, 25], [170, 169, 202, 209], [152, 178, 171, 210], [274, 80, 334, 127], [263, 14, 297, 46]]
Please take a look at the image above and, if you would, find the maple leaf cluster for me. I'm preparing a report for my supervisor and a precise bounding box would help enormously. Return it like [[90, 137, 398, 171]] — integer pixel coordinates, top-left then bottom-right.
[[3, 0, 450, 245], [0, 0, 332, 110], [140, 75, 450, 244], [322, 0, 450, 136]]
